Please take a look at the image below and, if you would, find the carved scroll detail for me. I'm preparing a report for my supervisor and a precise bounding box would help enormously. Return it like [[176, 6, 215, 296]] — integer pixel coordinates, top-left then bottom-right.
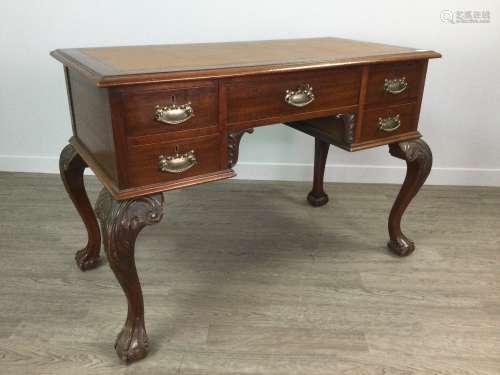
[[391, 140, 432, 166], [96, 190, 164, 262], [336, 113, 356, 144], [228, 128, 254, 168], [59, 144, 79, 172], [387, 139, 432, 256], [95, 188, 164, 363]]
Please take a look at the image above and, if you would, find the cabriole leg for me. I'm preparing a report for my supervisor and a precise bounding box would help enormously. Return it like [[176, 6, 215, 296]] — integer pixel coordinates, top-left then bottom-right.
[[387, 139, 432, 256], [95, 188, 164, 363], [59, 144, 102, 270]]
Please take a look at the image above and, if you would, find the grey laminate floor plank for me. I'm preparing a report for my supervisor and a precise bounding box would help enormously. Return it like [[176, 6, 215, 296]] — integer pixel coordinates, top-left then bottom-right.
[[0, 172, 499, 374]]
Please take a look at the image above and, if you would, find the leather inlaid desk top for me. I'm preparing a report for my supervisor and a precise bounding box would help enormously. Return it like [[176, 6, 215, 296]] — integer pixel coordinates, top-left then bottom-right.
[[52, 37, 440, 86]]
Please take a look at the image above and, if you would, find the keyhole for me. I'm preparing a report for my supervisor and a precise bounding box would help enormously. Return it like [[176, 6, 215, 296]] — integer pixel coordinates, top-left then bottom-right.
[[175, 145, 179, 153], [171, 95, 175, 104]]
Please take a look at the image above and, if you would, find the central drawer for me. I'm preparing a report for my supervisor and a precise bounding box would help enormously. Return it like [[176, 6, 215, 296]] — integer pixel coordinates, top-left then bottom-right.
[[225, 67, 361, 125]]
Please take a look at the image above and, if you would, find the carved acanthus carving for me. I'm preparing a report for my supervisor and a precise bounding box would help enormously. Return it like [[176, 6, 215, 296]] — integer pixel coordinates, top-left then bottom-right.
[[390, 139, 432, 167], [228, 128, 254, 168], [336, 113, 356, 144], [95, 188, 164, 362]]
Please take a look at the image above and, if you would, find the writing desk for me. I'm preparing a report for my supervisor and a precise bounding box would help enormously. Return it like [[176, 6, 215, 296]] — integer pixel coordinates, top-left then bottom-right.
[[52, 37, 440, 363]]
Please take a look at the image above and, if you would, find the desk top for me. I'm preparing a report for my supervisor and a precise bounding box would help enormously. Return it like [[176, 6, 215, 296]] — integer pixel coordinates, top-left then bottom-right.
[[51, 37, 440, 87]]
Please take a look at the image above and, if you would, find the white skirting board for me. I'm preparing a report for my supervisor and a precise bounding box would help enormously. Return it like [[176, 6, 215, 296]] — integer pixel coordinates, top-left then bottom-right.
[[0, 155, 499, 187], [235, 162, 500, 187]]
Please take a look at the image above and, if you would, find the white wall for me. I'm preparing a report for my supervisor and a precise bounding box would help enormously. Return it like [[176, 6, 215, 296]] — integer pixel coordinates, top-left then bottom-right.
[[1, 0, 499, 186]]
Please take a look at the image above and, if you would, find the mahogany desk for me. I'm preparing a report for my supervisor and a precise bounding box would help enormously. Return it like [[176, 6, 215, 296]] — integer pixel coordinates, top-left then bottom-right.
[[51, 37, 441, 363]]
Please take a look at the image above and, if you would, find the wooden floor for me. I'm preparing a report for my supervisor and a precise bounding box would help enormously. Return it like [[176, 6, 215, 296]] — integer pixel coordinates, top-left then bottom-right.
[[1, 172, 500, 374]]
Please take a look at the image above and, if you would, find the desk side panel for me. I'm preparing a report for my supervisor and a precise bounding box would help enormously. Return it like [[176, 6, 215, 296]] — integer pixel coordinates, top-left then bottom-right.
[[66, 69, 118, 184]]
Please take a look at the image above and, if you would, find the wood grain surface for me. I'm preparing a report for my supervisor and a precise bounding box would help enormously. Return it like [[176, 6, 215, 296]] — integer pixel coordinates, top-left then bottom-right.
[[225, 67, 360, 126], [1, 172, 499, 374], [51, 37, 441, 86]]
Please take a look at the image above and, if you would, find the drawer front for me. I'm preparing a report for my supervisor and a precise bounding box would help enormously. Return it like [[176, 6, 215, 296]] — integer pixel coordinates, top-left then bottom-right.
[[360, 103, 417, 142], [126, 135, 222, 187], [118, 81, 218, 138], [365, 61, 424, 105], [226, 67, 361, 125]]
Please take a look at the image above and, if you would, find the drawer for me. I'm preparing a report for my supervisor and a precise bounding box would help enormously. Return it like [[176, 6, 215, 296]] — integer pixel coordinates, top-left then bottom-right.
[[360, 102, 418, 142], [126, 135, 222, 187], [226, 67, 361, 125], [365, 61, 424, 105], [117, 81, 218, 138]]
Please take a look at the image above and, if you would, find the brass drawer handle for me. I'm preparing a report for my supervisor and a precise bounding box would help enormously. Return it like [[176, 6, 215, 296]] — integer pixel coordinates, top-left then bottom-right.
[[154, 102, 194, 125], [285, 84, 315, 107], [159, 149, 197, 174], [378, 114, 401, 132], [384, 77, 408, 94]]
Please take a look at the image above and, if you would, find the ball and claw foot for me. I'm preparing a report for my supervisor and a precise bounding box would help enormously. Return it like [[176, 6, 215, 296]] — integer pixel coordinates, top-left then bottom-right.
[[387, 235, 415, 257], [307, 191, 329, 207], [115, 321, 149, 363], [95, 189, 164, 364], [75, 248, 101, 271]]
